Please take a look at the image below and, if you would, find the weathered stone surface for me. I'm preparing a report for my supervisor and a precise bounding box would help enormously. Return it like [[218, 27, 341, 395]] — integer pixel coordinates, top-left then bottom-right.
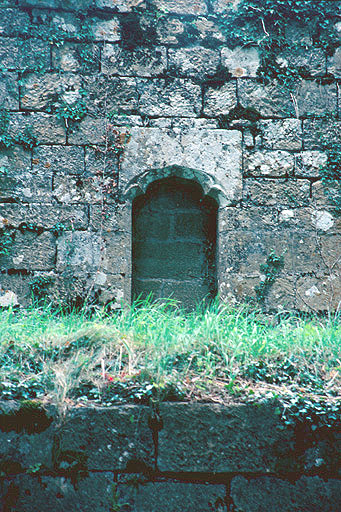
[[0, 72, 19, 109], [68, 117, 140, 145], [0, 402, 55, 470], [1, 231, 56, 270], [138, 78, 202, 116], [0, 204, 89, 230], [295, 150, 327, 178], [212, 0, 240, 13], [192, 17, 227, 44], [0, 8, 30, 36], [8, 112, 66, 144], [57, 405, 153, 470], [21, 73, 82, 111], [328, 46, 341, 77], [18, 0, 92, 7], [92, 0, 148, 11], [238, 79, 293, 117], [102, 230, 131, 274], [83, 75, 139, 116], [92, 16, 120, 42], [33, 145, 84, 175], [296, 274, 341, 312], [203, 82, 238, 116], [56, 231, 101, 271], [120, 127, 242, 206], [222, 46, 259, 77], [2, 473, 115, 512], [279, 46, 326, 77], [52, 43, 100, 73], [230, 475, 341, 512], [294, 81, 337, 117], [219, 206, 278, 232], [53, 174, 107, 203], [102, 44, 166, 76], [118, 482, 226, 512], [218, 272, 259, 303], [303, 118, 341, 149], [156, 16, 186, 45], [244, 150, 294, 177], [168, 47, 220, 78], [311, 181, 341, 209], [259, 119, 303, 150], [0, 272, 33, 307], [153, 0, 208, 15], [0, 37, 49, 71], [243, 178, 310, 207], [157, 402, 291, 472], [0, 146, 53, 203], [90, 203, 131, 232]]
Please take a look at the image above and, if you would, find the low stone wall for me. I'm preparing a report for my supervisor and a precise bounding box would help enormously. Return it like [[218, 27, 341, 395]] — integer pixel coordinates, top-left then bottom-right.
[[1, 401, 341, 511]]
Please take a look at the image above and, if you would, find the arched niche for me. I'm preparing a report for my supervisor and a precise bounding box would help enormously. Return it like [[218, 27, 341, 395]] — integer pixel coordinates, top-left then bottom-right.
[[132, 176, 218, 307]]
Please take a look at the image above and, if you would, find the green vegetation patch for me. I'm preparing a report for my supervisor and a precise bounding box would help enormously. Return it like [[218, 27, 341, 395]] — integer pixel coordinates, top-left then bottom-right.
[[0, 300, 340, 408]]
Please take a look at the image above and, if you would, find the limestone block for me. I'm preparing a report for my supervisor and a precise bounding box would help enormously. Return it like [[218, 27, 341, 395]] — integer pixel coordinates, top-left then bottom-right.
[[279, 46, 326, 77], [296, 274, 341, 312], [156, 17, 185, 45], [238, 79, 293, 117], [0, 146, 53, 203], [33, 145, 85, 176], [157, 403, 291, 472], [243, 178, 310, 207], [53, 175, 104, 204], [94, 272, 129, 305], [3, 473, 115, 512], [85, 145, 118, 180], [277, 207, 340, 233], [0, 8, 30, 36], [168, 47, 220, 78], [0, 37, 49, 71], [211, 0, 240, 14], [90, 203, 131, 232], [289, 231, 339, 275], [219, 206, 278, 232], [52, 43, 100, 72], [1, 231, 56, 270], [83, 75, 138, 116], [92, 0, 147, 11], [328, 46, 341, 77], [311, 181, 341, 209], [260, 119, 303, 150], [18, 0, 92, 8], [56, 231, 102, 272], [303, 118, 341, 150], [0, 272, 33, 307], [203, 81, 238, 116], [56, 405, 153, 470], [9, 112, 66, 144], [68, 117, 141, 145], [244, 150, 294, 177], [119, 127, 242, 206], [295, 150, 327, 178], [263, 276, 296, 310], [100, 230, 131, 274], [102, 44, 166, 76], [0, 204, 88, 230], [137, 78, 202, 116], [294, 81, 337, 117], [221, 47, 259, 77], [117, 482, 226, 512], [152, 0, 208, 15], [21, 73, 81, 111], [0, 402, 55, 470], [49, 11, 80, 36], [218, 273, 259, 303], [0, 73, 19, 110], [219, 230, 296, 275], [92, 16, 120, 42], [231, 475, 341, 512], [192, 17, 227, 44]]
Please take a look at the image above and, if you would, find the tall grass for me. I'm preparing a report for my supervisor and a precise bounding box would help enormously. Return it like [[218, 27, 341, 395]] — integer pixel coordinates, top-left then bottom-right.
[[0, 299, 340, 405]]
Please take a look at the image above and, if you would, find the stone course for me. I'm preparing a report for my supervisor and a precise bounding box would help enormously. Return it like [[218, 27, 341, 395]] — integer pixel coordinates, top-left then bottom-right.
[[1, 401, 341, 511], [0, 0, 340, 311]]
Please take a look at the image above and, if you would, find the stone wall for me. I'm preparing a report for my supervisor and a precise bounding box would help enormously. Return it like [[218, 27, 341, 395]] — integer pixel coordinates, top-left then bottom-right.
[[1, 401, 341, 511], [0, 0, 340, 310]]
